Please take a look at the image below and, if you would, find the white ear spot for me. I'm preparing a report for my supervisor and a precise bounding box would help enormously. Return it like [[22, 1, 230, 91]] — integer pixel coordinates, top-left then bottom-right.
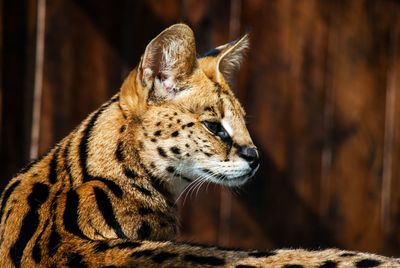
[[154, 75, 176, 99], [162, 77, 174, 92], [221, 119, 233, 136]]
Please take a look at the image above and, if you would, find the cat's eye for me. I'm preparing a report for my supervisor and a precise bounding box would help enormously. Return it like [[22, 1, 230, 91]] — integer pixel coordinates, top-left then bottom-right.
[[203, 121, 220, 134], [202, 121, 232, 147]]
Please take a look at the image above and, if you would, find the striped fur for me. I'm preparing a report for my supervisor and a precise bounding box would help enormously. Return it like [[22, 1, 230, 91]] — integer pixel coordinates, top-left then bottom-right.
[[0, 24, 399, 267]]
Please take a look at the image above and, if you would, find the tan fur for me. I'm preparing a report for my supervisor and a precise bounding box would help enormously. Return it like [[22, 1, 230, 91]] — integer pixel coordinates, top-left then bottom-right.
[[0, 24, 399, 267]]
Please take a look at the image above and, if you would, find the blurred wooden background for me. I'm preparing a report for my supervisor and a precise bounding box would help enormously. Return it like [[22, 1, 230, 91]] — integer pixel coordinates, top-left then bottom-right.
[[1, 0, 400, 256]]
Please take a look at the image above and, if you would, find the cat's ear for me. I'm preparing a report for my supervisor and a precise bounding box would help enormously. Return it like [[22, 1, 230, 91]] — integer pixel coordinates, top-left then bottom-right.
[[138, 23, 197, 102], [211, 35, 249, 83], [120, 24, 197, 115]]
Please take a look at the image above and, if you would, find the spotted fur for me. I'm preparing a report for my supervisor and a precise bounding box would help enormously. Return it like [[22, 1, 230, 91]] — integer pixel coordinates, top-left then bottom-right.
[[0, 24, 399, 267]]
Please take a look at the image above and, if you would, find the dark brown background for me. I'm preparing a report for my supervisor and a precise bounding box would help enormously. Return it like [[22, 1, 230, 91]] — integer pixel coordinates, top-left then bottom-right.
[[1, 0, 400, 257]]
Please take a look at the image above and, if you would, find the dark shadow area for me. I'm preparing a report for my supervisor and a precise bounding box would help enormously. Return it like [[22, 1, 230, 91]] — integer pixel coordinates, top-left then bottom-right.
[[239, 147, 339, 248]]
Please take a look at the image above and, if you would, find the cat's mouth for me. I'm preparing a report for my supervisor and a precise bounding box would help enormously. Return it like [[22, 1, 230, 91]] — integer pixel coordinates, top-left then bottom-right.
[[200, 167, 258, 187], [171, 160, 258, 188]]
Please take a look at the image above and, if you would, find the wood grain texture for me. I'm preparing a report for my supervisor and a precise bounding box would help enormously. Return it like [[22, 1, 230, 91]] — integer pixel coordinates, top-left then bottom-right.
[[0, 0, 37, 188], [382, 14, 400, 256], [322, 0, 389, 252]]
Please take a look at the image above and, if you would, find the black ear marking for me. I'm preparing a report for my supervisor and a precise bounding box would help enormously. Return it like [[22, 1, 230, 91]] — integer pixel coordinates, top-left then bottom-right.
[[197, 48, 222, 58]]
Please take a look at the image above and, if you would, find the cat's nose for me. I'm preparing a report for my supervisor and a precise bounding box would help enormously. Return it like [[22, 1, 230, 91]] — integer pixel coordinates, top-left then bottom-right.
[[237, 146, 259, 169]]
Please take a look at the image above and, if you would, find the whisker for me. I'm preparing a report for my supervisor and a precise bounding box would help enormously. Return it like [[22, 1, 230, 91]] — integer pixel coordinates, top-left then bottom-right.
[[175, 176, 203, 204], [184, 177, 204, 205], [195, 179, 207, 198], [187, 180, 201, 203], [205, 180, 212, 192]]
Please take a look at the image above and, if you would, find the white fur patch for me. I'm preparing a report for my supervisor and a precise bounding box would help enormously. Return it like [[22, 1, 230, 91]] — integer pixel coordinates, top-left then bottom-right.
[[221, 119, 233, 136]]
